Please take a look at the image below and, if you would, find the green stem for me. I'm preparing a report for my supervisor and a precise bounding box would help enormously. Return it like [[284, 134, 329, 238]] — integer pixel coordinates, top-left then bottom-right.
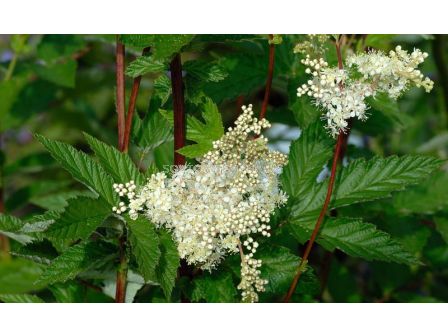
[[4, 53, 17, 82]]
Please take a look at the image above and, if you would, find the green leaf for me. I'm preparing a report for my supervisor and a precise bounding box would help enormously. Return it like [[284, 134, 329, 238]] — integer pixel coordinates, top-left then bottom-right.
[[291, 155, 443, 225], [367, 93, 413, 130], [125, 55, 166, 78], [152, 229, 179, 298], [133, 108, 173, 151], [127, 217, 161, 281], [290, 97, 322, 129], [289, 217, 419, 265], [0, 293, 45, 303], [435, 217, 448, 244], [258, 246, 319, 299], [37, 35, 86, 62], [84, 133, 145, 185], [44, 196, 111, 242], [184, 60, 228, 83], [392, 171, 448, 215], [120, 35, 194, 60], [37, 241, 115, 285], [36, 134, 119, 206], [150, 35, 195, 60], [0, 214, 33, 245], [281, 121, 334, 199], [177, 97, 224, 158], [191, 272, 238, 303], [0, 259, 45, 294], [35, 59, 77, 88]]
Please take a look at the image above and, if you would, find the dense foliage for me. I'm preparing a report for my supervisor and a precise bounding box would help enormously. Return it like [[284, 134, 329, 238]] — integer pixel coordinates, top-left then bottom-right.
[[0, 34, 447, 303]]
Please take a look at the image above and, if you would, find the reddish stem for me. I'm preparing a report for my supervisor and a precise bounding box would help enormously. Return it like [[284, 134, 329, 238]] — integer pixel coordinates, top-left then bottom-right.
[[284, 133, 344, 302], [284, 38, 346, 302], [116, 38, 126, 151], [115, 36, 128, 303], [122, 47, 151, 153], [259, 34, 275, 120], [115, 235, 128, 303], [170, 53, 186, 166]]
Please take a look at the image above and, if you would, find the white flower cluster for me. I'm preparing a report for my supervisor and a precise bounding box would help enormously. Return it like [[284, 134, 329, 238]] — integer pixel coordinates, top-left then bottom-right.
[[113, 104, 288, 302], [297, 46, 434, 137]]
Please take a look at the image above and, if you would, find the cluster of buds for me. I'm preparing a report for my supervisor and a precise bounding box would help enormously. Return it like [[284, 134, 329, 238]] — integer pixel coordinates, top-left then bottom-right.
[[113, 104, 288, 302], [296, 45, 433, 137]]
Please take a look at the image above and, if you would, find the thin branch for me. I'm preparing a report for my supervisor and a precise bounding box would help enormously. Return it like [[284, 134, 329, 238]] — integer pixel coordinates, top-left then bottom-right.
[[170, 53, 186, 166], [284, 38, 346, 302], [115, 234, 128, 303], [114, 36, 128, 303], [259, 34, 276, 120], [122, 47, 151, 153], [116, 37, 126, 151]]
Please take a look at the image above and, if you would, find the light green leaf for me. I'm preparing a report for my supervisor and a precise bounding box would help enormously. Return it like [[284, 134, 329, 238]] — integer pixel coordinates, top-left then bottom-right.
[[0, 293, 45, 303], [127, 217, 161, 281], [37, 241, 115, 285], [44, 196, 111, 242], [84, 133, 145, 185], [36, 134, 119, 206], [281, 121, 334, 199], [177, 97, 224, 158], [125, 55, 166, 78], [289, 217, 419, 265]]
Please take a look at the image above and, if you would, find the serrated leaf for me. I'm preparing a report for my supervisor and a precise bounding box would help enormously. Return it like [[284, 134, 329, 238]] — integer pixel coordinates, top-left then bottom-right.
[[177, 97, 224, 158], [84, 133, 145, 185], [36, 134, 119, 206], [120, 35, 194, 60], [258, 246, 319, 299], [392, 171, 448, 215], [0, 293, 45, 303], [291, 155, 443, 224], [191, 272, 238, 303], [125, 55, 166, 78], [0, 259, 45, 294], [289, 217, 419, 265], [152, 229, 179, 299], [133, 108, 173, 151], [290, 97, 322, 129], [184, 60, 228, 83], [281, 121, 334, 199], [37, 241, 115, 285], [150, 35, 195, 60], [127, 217, 161, 281], [44, 196, 111, 241], [0, 214, 33, 245]]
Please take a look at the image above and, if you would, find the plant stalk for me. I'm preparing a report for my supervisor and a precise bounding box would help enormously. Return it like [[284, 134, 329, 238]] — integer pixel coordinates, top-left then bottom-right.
[[259, 34, 275, 120], [170, 53, 186, 166], [284, 38, 346, 302], [114, 36, 128, 303], [116, 37, 126, 151], [122, 47, 151, 153]]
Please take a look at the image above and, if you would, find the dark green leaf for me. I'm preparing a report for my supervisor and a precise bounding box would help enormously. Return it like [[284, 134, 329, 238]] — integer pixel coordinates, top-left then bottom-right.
[[44, 196, 111, 242], [127, 217, 161, 281], [36, 134, 119, 206]]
